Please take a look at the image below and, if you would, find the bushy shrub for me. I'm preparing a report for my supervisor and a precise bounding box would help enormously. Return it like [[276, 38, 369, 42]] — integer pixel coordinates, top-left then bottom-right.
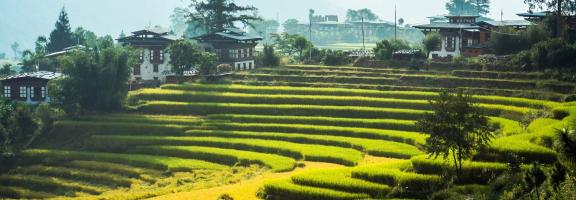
[[322, 50, 349, 66], [263, 179, 370, 200], [259, 45, 280, 67], [530, 39, 576, 70], [374, 39, 411, 60]]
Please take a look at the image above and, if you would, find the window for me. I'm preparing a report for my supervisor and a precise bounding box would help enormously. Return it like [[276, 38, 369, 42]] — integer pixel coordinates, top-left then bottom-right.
[[249, 62, 253, 69], [153, 77, 159, 81], [236, 63, 241, 70], [243, 63, 247, 70], [149, 50, 154, 61], [3, 86, 10, 98], [445, 35, 456, 51], [134, 65, 141, 75], [229, 49, 238, 59], [19, 86, 26, 98], [139, 50, 144, 61], [30, 87, 35, 98], [159, 50, 164, 61], [153, 64, 159, 73], [41, 87, 46, 99]]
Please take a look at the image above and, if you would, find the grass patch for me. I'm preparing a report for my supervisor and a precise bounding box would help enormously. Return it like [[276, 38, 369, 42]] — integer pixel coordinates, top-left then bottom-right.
[[263, 179, 371, 200], [292, 169, 391, 197]]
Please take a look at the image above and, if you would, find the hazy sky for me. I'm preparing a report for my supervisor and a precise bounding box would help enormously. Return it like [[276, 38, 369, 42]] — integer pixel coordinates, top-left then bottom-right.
[[0, 0, 531, 55]]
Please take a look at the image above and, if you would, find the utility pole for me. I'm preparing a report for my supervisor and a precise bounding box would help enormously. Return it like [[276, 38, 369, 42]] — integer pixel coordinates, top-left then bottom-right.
[[361, 15, 366, 51], [309, 9, 314, 61], [394, 5, 397, 40]]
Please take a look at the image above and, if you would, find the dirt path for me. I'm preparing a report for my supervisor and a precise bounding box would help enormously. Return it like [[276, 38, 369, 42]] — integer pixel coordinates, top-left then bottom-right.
[[152, 156, 401, 200]]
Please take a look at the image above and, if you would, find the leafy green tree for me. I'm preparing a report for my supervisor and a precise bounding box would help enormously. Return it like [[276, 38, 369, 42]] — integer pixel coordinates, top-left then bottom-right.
[[282, 19, 300, 34], [294, 36, 312, 61], [0, 64, 15, 76], [248, 18, 279, 43], [261, 45, 280, 67], [446, 0, 490, 16], [22, 36, 49, 71], [168, 40, 204, 78], [50, 46, 134, 116], [47, 7, 75, 52], [524, 0, 576, 37], [198, 52, 218, 76], [171, 7, 207, 38], [0, 99, 38, 154], [346, 9, 379, 22], [185, 0, 260, 33], [10, 42, 20, 59], [524, 163, 546, 200], [423, 32, 442, 58], [416, 90, 493, 177], [374, 39, 411, 60], [73, 27, 98, 48]]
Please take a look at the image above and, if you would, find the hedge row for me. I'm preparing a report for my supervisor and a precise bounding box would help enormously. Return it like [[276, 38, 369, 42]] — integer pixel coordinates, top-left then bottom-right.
[[185, 129, 424, 159], [128, 145, 297, 172], [137, 101, 427, 120], [208, 114, 419, 132], [0, 174, 106, 195], [410, 156, 508, 184], [160, 84, 558, 108], [88, 135, 363, 166], [20, 149, 228, 172], [285, 65, 439, 75], [0, 186, 55, 199], [291, 169, 391, 198], [202, 122, 427, 145], [11, 165, 134, 187], [263, 179, 370, 200]]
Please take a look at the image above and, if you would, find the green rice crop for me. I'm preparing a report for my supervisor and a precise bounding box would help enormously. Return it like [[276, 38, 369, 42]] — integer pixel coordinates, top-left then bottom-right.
[[160, 84, 558, 108], [10, 165, 134, 187], [89, 135, 363, 166], [291, 169, 391, 197], [78, 114, 202, 126], [410, 155, 508, 184], [235, 73, 399, 85], [202, 122, 427, 145], [128, 145, 297, 172], [208, 114, 419, 131], [184, 129, 424, 158], [0, 174, 107, 195], [490, 117, 524, 136], [53, 120, 189, 136], [137, 101, 427, 120], [60, 160, 154, 179], [351, 167, 443, 198], [0, 186, 56, 199], [20, 149, 229, 172], [263, 179, 371, 200]]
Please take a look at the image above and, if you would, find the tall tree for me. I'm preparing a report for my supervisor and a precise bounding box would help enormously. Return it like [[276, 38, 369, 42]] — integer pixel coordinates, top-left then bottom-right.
[[248, 18, 279, 43], [73, 27, 98, 48], [0, 64, 15, 76], [346, 9, 379, 22], [416, 90, 493, 177], [22, 36, 49, 71], [185, 0, 260, 33], [283, 19, 300, 34], [524, 0, 576, 37], [168, 40, 217, 80], [47, 7, 75, 52], [446, 0, 490, 16], [50, 46, 134, 116], [10, 42, 20, 59], [423, 32, 442, 58]]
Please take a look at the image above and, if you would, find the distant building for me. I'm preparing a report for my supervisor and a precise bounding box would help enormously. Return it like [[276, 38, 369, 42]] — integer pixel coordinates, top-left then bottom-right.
[[414, 15, 531, 59], [117, 26, 179, 82], [1, 71, 63, 104], [45, 45, 88, 58], [193, 28, 263, 71]]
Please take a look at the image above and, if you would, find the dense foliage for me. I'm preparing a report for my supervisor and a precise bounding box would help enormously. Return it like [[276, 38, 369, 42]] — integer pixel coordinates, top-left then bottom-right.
[[168, 40, 217, 79], [184, 0, 260, 33], [49, 47, 134, 116], [373, 39, 411, 60], [259, 45, 280, 67], [46, 7, 75, 53], [446, 0, 491, 16], [423, 32, 441, 58], [416, 90, 493, 177], [0, 99, 38, 155]]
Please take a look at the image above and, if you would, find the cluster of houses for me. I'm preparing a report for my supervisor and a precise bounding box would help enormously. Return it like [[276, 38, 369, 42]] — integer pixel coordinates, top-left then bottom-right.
[[1, 27, 263, 103], [0, 10, 565, 104]]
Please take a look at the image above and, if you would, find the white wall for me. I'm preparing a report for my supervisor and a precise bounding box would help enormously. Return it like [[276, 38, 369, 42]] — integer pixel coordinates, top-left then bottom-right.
[[233, 60, 255, 70], [131, 49, 172, 82], [429, 35, 461, 59]]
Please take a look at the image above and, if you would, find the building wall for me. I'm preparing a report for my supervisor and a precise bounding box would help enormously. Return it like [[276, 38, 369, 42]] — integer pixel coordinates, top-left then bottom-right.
[[429, 33, 461, 59], [233, 60, 255, 70], [132, 48, 172, 82], [2, 79, 51, 104]]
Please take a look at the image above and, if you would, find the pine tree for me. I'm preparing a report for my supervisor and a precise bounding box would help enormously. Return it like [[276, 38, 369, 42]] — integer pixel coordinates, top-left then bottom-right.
[[47, 7, 74, 52], [186, 0, 260, 33]]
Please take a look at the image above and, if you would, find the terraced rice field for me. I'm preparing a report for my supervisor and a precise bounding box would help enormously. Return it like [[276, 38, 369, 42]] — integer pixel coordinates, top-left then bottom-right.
[[4, 65, 575, 199]]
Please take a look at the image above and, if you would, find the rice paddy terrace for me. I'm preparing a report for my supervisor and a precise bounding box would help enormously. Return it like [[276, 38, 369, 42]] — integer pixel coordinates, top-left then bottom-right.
[[3, 65, 576, 199]]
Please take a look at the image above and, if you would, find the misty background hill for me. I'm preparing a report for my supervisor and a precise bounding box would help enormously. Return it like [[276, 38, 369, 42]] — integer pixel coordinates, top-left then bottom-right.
[[0, 0, 528, 57]]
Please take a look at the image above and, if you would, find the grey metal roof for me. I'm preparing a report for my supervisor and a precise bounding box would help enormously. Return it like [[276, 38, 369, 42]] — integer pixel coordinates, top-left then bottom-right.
[[1, 71, 63, 81], [413, 22, 479, 29], [133, 26, 170, 35], [517, 12, 549, 18], [477, 20, 532, 27]]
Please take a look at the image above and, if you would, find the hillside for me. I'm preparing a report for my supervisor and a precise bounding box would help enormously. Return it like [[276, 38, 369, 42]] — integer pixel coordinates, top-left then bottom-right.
[[2, 65, 575, 199]]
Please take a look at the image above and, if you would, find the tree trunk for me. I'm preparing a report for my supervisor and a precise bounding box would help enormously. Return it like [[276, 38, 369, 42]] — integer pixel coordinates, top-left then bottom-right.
[[557, 0, 564, 38]]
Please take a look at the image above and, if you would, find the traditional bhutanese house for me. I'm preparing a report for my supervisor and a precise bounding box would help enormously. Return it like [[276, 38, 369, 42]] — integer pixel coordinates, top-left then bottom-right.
[[193, 28, 263, 71], [1, 71, 63, 104], [414, 15, 481, 59], [117, 26, 179, 82], [414, 15, 531, 58]]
